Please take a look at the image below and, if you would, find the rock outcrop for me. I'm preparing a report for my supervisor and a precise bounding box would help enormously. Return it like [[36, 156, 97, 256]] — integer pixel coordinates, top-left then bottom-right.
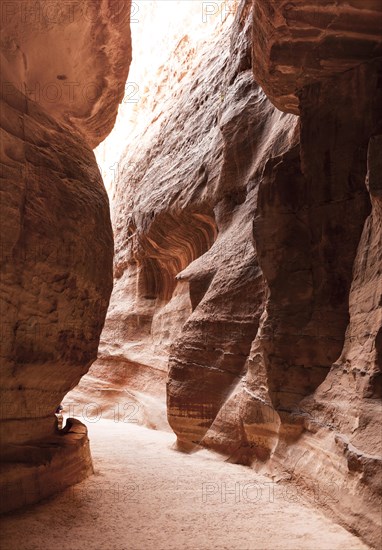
[[244, 4, 382, 546], [0, 0, 132, 512], [72, 1, 381, 547], [251, 0, 382, 113], [66, 1, 246, 430], [1, 0, 132, 147]]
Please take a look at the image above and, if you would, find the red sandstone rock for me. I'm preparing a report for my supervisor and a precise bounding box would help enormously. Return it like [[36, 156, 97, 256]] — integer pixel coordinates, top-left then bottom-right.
[[1, 0, 132, 147], [251, 0, 382, 113], [0, 0, 131, 512], [0, 82, 114, 446]]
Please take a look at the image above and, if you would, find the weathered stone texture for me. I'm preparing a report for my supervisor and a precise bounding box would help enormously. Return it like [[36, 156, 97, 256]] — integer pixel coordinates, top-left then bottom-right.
[[0, 0, 132, 512]]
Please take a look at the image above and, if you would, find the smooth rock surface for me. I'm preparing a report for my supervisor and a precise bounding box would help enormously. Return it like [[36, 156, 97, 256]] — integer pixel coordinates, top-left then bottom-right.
[[1, 0, 132, 147]]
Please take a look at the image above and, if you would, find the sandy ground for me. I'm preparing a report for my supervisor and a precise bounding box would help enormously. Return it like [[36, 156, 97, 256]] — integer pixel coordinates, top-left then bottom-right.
[[0, 420, 369, 550]]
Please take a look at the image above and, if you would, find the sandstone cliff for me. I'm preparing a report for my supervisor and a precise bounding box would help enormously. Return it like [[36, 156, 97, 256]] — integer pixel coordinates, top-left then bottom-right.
[[0, 0, 132, 512]]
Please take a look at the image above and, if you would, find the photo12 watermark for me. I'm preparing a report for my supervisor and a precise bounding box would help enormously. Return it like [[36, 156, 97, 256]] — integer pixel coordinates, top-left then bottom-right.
[[0, 400, 141, 425], [201, 0, 239, 23], [1, 479, 140, 506], [1, 80, 140, 108], [201, 479, 340, 506], [1, 1, 139, 25]]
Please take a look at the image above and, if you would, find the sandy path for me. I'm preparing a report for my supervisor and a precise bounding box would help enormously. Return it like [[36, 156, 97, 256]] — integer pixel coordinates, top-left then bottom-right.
[[0, 420, 368, 550]]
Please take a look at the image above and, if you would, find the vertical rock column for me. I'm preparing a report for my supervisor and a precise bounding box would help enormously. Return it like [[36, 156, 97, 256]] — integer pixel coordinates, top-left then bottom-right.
[[0, 0, 132, 512], [249, 2, 382, 545]]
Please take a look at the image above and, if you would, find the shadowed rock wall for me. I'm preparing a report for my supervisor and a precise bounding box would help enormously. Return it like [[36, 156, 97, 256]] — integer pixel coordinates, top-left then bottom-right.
[[0, 0, 132, 512]]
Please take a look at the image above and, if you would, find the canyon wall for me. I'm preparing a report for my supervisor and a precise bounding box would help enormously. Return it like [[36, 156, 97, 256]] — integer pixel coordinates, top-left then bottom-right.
[[74, 1, 382, 546], [66, 1, 243, 429], [0, 0, 132, 512], [244, 3, 382, 545]]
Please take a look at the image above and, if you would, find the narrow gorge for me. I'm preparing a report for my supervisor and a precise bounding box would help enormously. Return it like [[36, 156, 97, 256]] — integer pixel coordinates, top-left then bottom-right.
[[1, 1, 381, 549]]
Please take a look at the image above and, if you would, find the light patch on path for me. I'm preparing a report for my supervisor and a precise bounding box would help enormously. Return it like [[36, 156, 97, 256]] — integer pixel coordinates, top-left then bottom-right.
[[0, 421, 369, 550]]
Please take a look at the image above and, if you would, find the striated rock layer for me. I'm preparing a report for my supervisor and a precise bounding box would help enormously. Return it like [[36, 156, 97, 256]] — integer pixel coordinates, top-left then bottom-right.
[[251, 0, 382, 113], [0, 0, 132, 512], [66, 2, 243, 429], [78, 1, 382, 547]]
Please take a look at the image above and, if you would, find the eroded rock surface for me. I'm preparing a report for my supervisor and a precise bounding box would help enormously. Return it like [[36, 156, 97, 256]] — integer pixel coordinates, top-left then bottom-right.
[[0, 0, 131, 512], [251, 0, 382, 113], [1, 0, 132, 147], [68, 1, 381, 547]]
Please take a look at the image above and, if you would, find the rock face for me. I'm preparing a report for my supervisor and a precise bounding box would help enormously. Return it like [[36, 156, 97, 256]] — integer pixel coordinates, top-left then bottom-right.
[[75, 1, 381, 547], [1, 0, 132, 147], [66, 2, 250, 430], [251, 0, 382, 113], [241, 58, 381, 547], [0, 0, 132, 512]]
